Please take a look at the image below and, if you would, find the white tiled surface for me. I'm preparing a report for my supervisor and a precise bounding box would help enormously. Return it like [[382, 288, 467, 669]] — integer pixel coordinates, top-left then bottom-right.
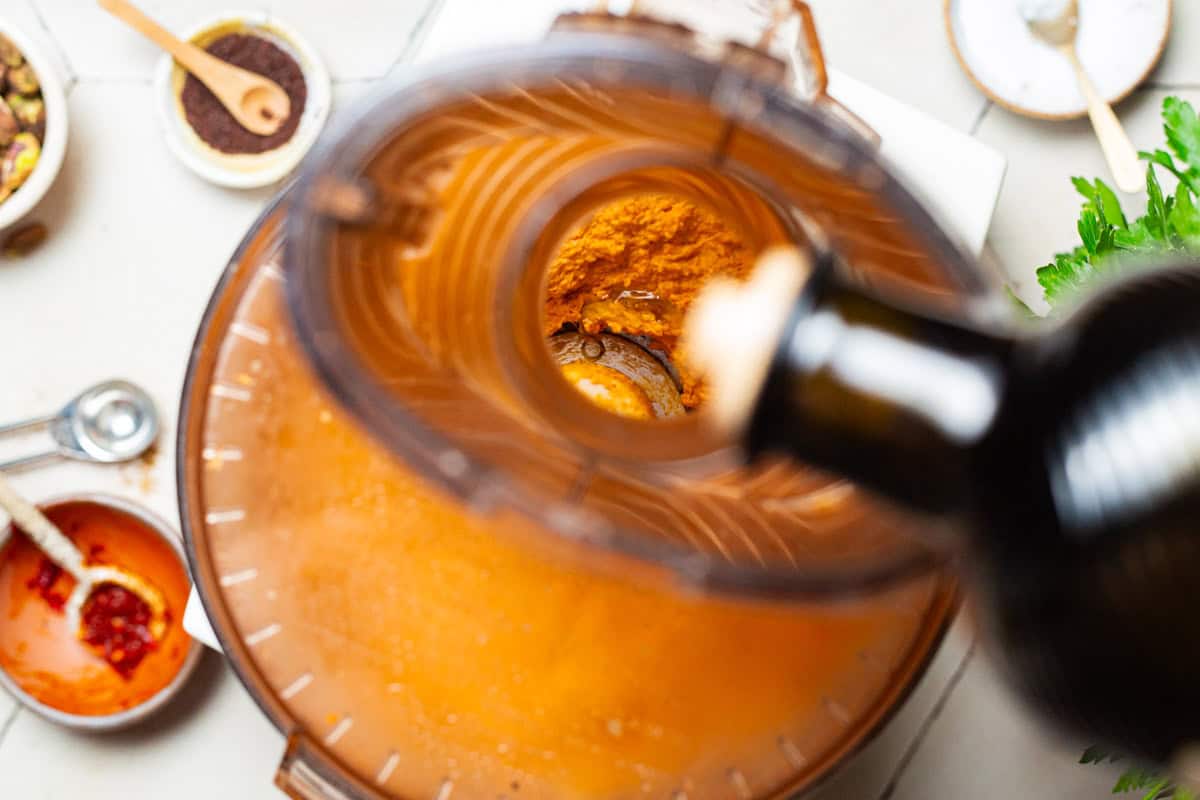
[[0, 654, 283, 800], [804, 0, 989, 134], [1, 0, 1189, 797]]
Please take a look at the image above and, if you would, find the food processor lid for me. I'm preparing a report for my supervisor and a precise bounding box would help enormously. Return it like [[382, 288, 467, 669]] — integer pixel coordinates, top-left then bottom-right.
[[281, 9, 991, 598]]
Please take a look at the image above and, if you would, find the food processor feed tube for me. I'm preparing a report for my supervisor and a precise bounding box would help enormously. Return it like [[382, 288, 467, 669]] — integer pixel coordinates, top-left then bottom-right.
[[690, 248, 1200, 766]]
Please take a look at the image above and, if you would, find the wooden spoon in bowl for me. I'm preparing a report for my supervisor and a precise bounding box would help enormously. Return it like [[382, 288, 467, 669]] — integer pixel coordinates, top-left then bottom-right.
[[0, 473, 169, 647], [97, 0, 290, 136]]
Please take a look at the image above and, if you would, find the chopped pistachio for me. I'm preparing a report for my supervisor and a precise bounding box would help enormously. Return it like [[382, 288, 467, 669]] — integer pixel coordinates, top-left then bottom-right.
[[0, 96, 16, 147], [6, 93, 44, 136], [2, 221, 47, 257], [0, 35, 21, 69], [5, 64, 37, 95], [1, 132, 40, 194]]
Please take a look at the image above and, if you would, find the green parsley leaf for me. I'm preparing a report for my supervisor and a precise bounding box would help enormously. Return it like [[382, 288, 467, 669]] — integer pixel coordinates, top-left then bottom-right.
[[1140, 148, 1200, 197], [1163, 96, 1200, 178], [1080, 746, 1116, 765], [1145, 164, 1171, 241], [1079, 208, 1103, 254], [1036, 246, 1094, 304], [1094, 179, 1128, 229], [1037, 97, 1200, 311], [1171, 182, 1200, 247]]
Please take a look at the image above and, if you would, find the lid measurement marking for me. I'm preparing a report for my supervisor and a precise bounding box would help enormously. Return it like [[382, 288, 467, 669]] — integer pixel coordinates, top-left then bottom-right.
[[230, 321, 271, 345], [325, 716, 354, 746], [211, 384, 252, 403], [434, 779, 454, 800], [728, 769, 751, 799], [279, 672, 313, 701], [244, 623, 282, 646], [205, 508, 247, 525], [375, 752, 400, 786], [778, 735, 807, 768], [219, 568, 258, 587], [823, 697, 851, 725], [203, 446, 244, 462]]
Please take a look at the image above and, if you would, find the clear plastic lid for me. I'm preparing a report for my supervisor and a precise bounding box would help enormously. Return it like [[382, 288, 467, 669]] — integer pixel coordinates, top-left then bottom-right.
[[282, 12, 993, 596]]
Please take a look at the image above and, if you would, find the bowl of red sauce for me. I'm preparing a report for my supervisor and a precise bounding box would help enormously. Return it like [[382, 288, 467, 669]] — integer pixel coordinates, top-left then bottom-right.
[[0, 494, 199, 730]]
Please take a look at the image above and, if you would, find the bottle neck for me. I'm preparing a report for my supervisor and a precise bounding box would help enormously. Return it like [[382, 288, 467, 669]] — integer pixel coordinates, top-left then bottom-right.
[[745, 259, 1013, 516]]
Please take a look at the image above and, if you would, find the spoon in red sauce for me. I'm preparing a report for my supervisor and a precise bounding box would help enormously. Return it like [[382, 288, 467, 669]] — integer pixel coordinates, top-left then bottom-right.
[[0, 474, 168, 657]]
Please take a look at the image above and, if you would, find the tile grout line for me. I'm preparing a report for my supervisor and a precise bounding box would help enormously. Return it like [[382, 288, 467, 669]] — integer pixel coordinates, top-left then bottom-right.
[[26, 0, 78, 85], [875, 636, 979, 800], [968, 100, 993, 136], [1143, 82, 1200, 91], [0, 705, 22, 751], [388, 0, 448, 76], [70, 77, 152, 86]]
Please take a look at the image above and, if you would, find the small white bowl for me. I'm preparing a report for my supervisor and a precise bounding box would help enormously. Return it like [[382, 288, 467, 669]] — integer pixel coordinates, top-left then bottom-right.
[[153, 12, 331, 189], [0, 18, 69, 232]]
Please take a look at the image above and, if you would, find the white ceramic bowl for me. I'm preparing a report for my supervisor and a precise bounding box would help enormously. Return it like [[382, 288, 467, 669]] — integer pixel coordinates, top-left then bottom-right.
[[154, 11, 331, 189], [0, 18, 68, 232], [0, 493, 203, 732]]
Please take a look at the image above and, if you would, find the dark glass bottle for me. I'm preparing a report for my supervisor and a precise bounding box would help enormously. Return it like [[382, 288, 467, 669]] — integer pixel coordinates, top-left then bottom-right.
[[724, 253, 1200, 766]]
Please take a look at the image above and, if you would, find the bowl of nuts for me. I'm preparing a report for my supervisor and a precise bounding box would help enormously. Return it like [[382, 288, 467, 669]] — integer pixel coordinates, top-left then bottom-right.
[[0, 20, 67, 232]]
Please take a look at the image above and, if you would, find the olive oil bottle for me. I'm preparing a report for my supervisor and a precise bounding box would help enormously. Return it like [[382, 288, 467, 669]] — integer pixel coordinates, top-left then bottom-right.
[[691, 248, 1200, 766]]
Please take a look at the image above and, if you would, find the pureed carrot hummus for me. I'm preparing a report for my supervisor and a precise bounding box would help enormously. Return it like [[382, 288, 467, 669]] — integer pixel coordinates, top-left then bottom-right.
[[0, 500, 192, 716]]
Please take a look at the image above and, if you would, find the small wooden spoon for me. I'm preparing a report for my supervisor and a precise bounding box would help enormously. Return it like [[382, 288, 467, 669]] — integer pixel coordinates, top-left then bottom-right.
[[98, 0, 291, 137], [1024, 0, 1143, 193], [0, 472, 168, 644]]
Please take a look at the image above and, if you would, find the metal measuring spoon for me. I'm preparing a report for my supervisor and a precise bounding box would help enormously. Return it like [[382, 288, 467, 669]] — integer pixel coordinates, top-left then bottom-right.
[[0, 380, 160, 471]]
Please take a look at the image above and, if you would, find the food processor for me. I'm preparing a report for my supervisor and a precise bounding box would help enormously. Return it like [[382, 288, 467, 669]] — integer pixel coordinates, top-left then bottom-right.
[[178, 3, 1000, 798]]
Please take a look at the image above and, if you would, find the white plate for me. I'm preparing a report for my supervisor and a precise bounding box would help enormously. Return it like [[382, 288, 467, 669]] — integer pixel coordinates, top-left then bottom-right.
[[947, 0, 1171, 120], [153, 11, 330, 189], [0, 18, 69, 232]]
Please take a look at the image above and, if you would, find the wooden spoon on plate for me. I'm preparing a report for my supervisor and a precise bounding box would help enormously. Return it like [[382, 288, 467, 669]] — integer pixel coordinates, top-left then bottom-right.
[[98, 0, 290, 136], [1024, 0, 1143, 193]]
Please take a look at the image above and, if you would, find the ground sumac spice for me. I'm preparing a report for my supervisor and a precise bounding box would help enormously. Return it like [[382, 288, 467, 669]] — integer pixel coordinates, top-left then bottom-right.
[[26, 557, 65, 611], [81, 583, 159, 680], [181, 33, 306, 154]]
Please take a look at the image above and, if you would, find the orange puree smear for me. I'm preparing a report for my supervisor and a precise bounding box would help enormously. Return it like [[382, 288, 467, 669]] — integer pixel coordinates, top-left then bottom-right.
[[559, 361, 655, 419], [0, 501, 192, 716]]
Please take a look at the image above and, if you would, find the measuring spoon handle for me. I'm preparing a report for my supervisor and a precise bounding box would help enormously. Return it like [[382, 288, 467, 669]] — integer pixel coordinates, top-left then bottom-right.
[[0, 471, 86, 580], [0, 412, 55, 437], [0, 450, 60, 472]]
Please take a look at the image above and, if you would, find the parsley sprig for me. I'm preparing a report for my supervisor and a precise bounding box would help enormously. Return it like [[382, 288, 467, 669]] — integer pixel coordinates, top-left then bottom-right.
[[1036, 97, 1200, 307], [1080, 747, 1195, 800], [1039, 96, 1200, 799]]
